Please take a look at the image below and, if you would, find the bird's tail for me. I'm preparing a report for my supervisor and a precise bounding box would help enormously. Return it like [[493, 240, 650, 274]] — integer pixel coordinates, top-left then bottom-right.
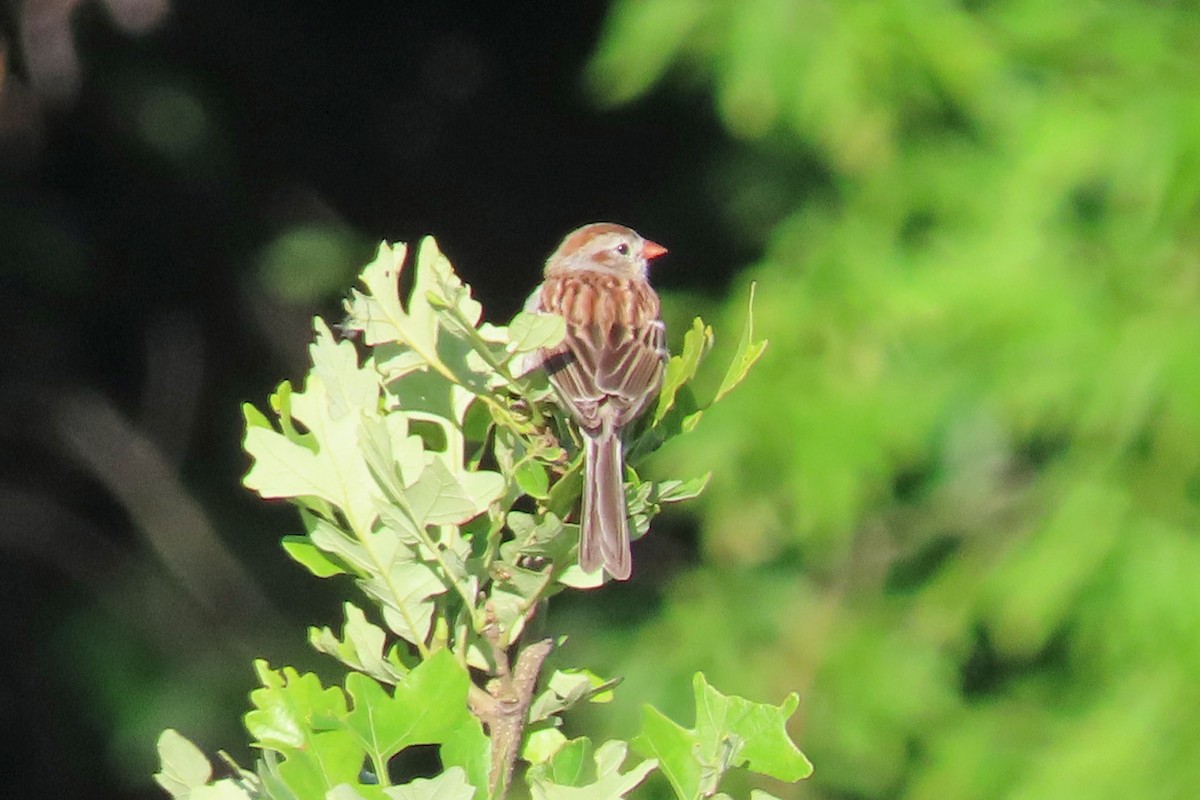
[[580, 431, 631, 580]]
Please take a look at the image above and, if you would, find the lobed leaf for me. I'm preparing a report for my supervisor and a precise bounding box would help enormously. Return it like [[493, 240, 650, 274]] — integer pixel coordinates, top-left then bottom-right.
[[309, 603, 409, 685], [527, 739, 657, 800], [343, 241, 445, 376], [245, 664, 363, 795], [357, 560, 446, 647], [244, 319, 380, 534], [344, 650, 489, 791], [633, 673, 811, 800]]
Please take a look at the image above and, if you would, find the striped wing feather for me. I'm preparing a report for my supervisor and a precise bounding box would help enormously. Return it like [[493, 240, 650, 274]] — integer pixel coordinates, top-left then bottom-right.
[[545, 323, 665, 432]]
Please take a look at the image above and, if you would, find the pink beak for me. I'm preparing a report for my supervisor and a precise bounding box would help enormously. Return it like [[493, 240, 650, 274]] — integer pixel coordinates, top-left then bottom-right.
[[642, 240, 668, 260]]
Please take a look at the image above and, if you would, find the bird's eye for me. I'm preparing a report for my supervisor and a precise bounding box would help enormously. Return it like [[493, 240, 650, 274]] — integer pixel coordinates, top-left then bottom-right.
[[614, 242, 630, 256]]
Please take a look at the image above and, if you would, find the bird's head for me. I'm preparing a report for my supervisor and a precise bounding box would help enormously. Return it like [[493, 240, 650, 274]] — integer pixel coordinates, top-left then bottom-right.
[[545, 222, 667, 279]]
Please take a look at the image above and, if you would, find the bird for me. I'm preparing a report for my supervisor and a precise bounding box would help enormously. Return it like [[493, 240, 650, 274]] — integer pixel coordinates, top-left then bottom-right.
[[526, 223, 668, 580]]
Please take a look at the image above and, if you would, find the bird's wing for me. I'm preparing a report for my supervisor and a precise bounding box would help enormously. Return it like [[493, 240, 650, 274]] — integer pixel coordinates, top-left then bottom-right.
[[546, 321, 666, 432]]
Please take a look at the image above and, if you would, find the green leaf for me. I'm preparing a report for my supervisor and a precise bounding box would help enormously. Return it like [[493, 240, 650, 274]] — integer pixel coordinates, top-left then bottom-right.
[[246, 663, 348, 749], [527, 739, 657, 800], [405, 458, 505, 527], [242, 423, 338, 506], [296, 511, 447, 649], [417, 236, 485, 327], [242, 401, 272, 431], [651, 474, 712, 505], [342, 241, 444, 375], [326, 786, 373, 800], [243, 319, 381, 533], [523, 728, 569, 765], [343, 237, 494, 389], [501, 512, 571, 562], [515, 460, 551, 499], [557, 551, 606, 589], [507, 311, 567, 354], [653, 317, 714, 425], [529, 669, 619, 723], [488, 563, 550, 647], [633, 707, 698, 800], [440, 712, 493, 796], [311, 316, 383, 418], [359, 412, 427, 497], [384, 767, 476, 800], [633, 673, 811, 800], [343, 649, 489, 788], [183, 784, 257, 800], [308, 516, 400, 575], [713, 282, 767, 404], [282, 535, 347, 578], [245, 663, 364, 796], [693, 673, 809, 781], [358, 559, 446, 647], [504, 509, 600, 591], [154, 729, 213, 797], [538, 736, 591, 786], [309, 602, 409, 685]]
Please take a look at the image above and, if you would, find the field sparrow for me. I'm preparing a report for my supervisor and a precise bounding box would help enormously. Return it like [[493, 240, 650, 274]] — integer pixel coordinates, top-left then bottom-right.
[[527, 223, 668, 580]]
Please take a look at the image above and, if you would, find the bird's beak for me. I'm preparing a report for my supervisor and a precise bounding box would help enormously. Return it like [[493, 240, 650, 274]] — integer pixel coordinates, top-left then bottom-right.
[[642, 240, 668, 260]]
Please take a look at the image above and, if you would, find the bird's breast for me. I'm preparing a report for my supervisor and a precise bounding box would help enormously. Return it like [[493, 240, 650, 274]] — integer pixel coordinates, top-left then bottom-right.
[[540, 272, 660, 332]]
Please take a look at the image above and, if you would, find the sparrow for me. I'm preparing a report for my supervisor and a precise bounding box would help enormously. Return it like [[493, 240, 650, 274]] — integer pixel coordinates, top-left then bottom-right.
[[527, 223, 668, 580]]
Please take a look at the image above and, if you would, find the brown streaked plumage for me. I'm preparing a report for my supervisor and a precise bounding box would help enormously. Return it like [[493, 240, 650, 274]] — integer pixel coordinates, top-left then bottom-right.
[[528, 223, 668, 580]]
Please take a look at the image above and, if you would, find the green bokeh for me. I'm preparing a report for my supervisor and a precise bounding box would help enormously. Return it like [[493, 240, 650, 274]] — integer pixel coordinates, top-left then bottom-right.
[[581, 1, 1200, 798]]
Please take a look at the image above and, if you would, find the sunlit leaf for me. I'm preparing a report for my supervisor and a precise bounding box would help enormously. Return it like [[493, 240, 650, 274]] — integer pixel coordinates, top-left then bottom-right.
[[405, 457, 505, 527], [154, 729, 213, 797], [633, 673, 811, 800], [245, 663, 362, 796], [653, 317, 713, 425], [527, 738, 656, 800], [343, 242, 438, 370], [343, 650, 489, 789], [384, 767, 476, 800], [309, 603, 409, 685], [282, 534, 347, 578], [523, 728, 569, 766], [244, 319, 380, 533], [713, 282, 767, 404], [507, 311, 567, 354], [515, 460, 551, 499], [529, 669, 619, 724], [359, 559, 446, 647], [651, 474, 712, 505]]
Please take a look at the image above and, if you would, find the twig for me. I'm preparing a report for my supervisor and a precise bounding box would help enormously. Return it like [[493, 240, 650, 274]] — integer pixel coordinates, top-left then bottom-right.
[[467, 606, 554, 800]]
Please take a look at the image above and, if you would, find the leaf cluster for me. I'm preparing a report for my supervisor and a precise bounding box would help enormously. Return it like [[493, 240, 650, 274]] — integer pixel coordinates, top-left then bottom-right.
[[155, 239, 807, 800]]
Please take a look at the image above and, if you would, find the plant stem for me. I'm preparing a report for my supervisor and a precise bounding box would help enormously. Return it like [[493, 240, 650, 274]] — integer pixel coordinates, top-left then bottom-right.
[[467, 611, 554, 800]]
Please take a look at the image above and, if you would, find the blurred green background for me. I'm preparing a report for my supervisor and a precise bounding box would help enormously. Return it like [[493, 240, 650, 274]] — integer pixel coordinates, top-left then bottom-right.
[[5, 1, 1200, 798]]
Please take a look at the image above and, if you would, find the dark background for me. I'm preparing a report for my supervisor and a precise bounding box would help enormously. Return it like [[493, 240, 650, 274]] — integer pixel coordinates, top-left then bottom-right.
[[1, 3, 740, 798], [11, 2, 1200, 799]]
